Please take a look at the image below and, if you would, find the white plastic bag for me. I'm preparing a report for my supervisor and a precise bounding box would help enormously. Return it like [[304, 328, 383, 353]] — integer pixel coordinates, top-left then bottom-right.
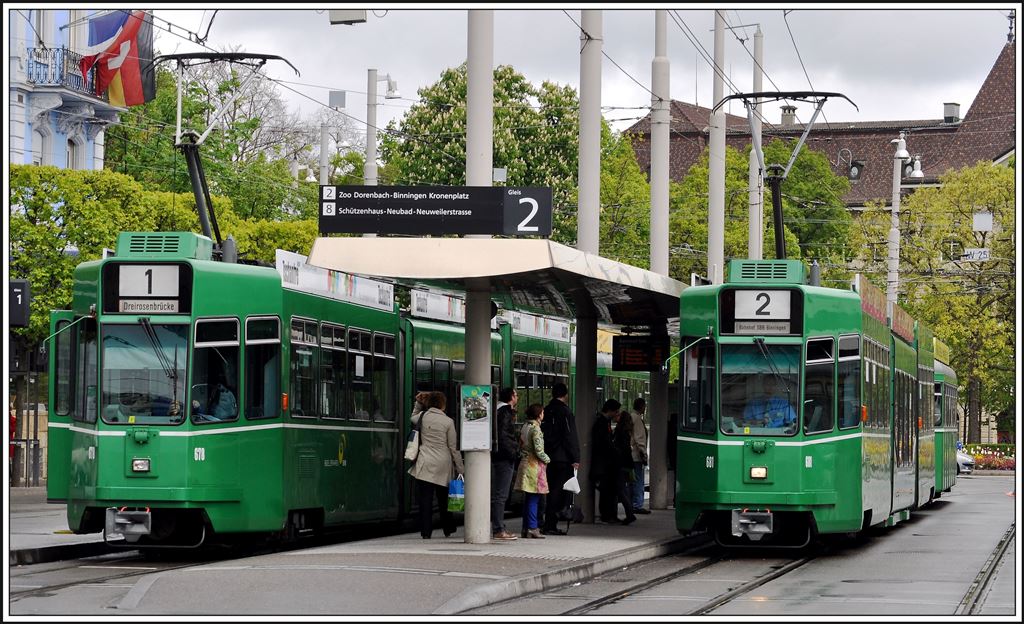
[[563, 468, 581, 494]]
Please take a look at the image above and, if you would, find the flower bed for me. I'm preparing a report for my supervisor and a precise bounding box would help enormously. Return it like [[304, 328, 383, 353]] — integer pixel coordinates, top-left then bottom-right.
[[967, 444, 1016, 471]]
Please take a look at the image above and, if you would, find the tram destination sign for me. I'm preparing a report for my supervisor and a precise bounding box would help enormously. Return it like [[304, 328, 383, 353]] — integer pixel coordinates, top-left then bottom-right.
[[319, 185, 552, 236]]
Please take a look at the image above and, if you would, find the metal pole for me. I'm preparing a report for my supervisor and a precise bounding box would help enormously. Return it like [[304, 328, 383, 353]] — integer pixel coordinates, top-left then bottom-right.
[[650, 9, 669, 276], [648, 323, 670, 509], [767, 166, 786, 259], [320, 123, 329, 185], [574, 315, 598, 522], [578, 10, 601, 255], [463, 9, 494, 545], [707, 10, 726, 283], [365, 68, 378, 186], [182, 144, 212, 239], [887, 134, 906, 314], [747, 26, 764, 259]]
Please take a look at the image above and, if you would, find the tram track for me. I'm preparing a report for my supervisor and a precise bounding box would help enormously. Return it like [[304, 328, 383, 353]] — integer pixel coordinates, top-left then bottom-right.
[[561, 543, 815, 616]]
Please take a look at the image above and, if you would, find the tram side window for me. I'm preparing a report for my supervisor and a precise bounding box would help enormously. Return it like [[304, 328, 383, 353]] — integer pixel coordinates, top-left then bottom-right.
[[416, 358, 433, 393], [319, 323, 345, 420], [804, 337, 835, 434], [72, 318, 98, 423], [192, 319, 240, 423], [435, 359, 452, 420], [348, 329, 372, 420], [289, 318, 318, 419], [372, 334, 396, 422], [919, 367, 933, 432], [55, 320, 72, 416], [933, 383, 942, 428], [491, 365, 502, 387], [837, 335, 860, 429], [245, 317, 281, 420], [681, 339, 715, 433]]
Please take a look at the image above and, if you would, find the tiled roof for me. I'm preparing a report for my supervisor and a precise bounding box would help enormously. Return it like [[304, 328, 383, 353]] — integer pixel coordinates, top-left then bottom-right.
[[626, 42, 1016, 207]]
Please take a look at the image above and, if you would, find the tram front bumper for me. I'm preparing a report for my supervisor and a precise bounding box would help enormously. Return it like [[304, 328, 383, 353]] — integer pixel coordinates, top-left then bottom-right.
[[105, 507, 152, 543], [731, 508, 773, 540]]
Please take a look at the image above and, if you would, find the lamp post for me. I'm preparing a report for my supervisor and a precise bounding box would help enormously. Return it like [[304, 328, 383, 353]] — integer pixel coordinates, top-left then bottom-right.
[[887, 132, 911, 314], [365, 68, 400, 187]]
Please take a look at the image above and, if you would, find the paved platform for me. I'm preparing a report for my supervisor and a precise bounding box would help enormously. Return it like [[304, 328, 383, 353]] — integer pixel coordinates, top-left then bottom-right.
[[7, 474, 1017, 616]]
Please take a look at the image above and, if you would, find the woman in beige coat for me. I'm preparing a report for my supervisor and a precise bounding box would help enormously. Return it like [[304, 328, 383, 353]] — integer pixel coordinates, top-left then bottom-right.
[[408, 391, 465, 539]]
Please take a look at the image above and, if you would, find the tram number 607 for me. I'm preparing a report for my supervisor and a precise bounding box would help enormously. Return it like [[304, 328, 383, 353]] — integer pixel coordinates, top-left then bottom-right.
[[194, 447, 206, 461]]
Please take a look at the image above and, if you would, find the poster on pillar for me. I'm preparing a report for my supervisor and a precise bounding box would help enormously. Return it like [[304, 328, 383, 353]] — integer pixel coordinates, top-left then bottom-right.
[[459, 384, 491, 451]]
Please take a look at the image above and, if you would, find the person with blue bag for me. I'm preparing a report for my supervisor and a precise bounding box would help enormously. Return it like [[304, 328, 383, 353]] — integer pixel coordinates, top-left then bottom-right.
[[408, 391, 464, 539]]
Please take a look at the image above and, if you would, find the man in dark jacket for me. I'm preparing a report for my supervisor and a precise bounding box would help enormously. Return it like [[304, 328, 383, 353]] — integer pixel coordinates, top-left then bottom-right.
[[490, 387, 519, 540], [591, 399, 622, 522], [540, 382, 580, 535]]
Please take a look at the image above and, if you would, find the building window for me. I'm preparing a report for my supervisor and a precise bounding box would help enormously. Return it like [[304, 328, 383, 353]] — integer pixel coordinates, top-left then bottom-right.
[[66, 138, 80, 169], [31, 129, 49, 165]]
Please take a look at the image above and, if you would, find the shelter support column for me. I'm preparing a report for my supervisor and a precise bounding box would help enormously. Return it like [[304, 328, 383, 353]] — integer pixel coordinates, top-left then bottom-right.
[[464, 278, 492, 544], [574, 314, 598, 522], [648, 322, 671, 509]]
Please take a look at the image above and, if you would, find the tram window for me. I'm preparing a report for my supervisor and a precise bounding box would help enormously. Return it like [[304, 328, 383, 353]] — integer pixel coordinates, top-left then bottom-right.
[[348, 328, 372, 420], [74, 318, 98, 423], [55, 320, 72, 416], [804, 337, 835, 434], [934, 383, 942, 428], [101, 322, 188, 426], [837, 334, 860, 430], [245, 317, 280, 420], [416, 358, 433, 392], [453, 361, 466, 383], [192, 318, 240, 424], [319, 323, 345, 420], [434, 359, 452, 417], [372, 334, 396, 422], [289, 319, 318, 419], [491, 365, 502, 387], [681, 338, 714, 433]]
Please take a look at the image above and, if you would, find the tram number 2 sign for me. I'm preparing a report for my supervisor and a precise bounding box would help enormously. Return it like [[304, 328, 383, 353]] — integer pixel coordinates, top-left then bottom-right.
[[733, 290, 792, 335]]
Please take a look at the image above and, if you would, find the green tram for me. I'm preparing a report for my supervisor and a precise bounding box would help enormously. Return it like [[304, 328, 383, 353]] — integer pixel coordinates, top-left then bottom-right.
[[675, 259, 956, 547], [933, 338, 959, 491], [46, 231, 646, 546]]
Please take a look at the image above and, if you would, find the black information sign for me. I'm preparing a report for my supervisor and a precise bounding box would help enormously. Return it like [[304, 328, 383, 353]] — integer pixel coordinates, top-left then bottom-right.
[[612, 335, 670, 372], [9, 280, 31, 327], [319, 185, 552, 236]]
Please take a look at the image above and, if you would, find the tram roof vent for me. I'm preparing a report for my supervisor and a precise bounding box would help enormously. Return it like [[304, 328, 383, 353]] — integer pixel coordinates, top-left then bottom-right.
[[116, 232, 213, 260], [727, 259, 806, 285]]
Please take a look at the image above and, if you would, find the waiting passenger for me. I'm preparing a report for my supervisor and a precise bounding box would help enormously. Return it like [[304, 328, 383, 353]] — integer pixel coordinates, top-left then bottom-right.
[[742, 385, 796, 429], [513, 403, 550, 539], [590, 399, 621, 523], [409, 391, 464, 539]]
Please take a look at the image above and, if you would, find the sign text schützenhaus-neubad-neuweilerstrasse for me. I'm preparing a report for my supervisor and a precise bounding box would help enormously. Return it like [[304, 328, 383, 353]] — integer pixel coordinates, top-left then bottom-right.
[[318, 185, 552, 236]]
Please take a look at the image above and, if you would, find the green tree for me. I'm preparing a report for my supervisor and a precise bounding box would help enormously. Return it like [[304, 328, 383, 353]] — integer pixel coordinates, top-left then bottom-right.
[[850, 162, 1015, 441], [600, 129, 650, 267]]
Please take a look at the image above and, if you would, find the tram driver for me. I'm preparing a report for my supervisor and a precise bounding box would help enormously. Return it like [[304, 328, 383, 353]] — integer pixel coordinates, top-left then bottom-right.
[[741, 377, 797, 431]]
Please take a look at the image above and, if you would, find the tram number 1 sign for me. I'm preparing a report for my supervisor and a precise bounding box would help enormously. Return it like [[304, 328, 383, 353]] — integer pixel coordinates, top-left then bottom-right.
[[319, 185, 552, 236]]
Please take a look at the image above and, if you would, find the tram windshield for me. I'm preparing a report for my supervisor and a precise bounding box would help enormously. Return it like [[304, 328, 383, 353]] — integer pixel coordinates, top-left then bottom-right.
[[101, 322, 188, 425], [720, 343, 800, 436]]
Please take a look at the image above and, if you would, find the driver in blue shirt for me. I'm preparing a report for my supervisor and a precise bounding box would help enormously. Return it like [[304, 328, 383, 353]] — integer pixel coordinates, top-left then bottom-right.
[[743, 387, 796, 428]]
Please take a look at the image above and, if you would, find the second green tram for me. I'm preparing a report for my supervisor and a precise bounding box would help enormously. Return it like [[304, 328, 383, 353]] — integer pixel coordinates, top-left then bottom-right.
[[675, 259, 954, 547]]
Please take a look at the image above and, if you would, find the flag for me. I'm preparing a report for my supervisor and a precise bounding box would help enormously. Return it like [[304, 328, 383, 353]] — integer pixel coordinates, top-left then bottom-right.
[[79, 10, 155, 107]]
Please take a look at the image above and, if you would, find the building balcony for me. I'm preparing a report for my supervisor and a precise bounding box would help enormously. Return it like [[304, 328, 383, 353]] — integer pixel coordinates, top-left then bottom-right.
[[25, 47, 108, 103]]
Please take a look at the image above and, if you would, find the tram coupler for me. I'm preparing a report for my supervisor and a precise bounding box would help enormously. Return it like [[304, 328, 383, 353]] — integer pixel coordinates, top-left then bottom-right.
[[731, 508, 773, 541], [105, 507, 152, 543]]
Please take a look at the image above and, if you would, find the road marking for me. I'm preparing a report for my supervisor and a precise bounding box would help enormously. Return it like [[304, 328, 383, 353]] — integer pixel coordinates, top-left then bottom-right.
[[80, 566, 158, 570], [115, 573, 163, 610]]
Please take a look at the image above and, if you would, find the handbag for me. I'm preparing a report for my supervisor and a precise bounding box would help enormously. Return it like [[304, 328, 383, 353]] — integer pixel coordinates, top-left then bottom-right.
[[447, 474, 465, 512], [404, 417, 422, 461]]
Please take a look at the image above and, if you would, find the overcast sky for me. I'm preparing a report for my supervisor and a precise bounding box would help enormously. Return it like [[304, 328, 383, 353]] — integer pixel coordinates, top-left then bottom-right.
[[152, 6, 1015, 135]]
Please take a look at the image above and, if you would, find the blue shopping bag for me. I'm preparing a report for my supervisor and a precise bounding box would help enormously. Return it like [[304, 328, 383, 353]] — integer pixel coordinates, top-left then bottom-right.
[[447, 475, 465, 512]]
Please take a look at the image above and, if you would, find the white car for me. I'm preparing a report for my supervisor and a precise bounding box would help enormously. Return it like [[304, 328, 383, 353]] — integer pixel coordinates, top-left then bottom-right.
[[956, 449, 975, 475]]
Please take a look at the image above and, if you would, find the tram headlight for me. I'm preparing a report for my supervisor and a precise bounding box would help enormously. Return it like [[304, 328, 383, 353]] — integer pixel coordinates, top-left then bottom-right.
[[132, 458, 151, 473], [750, 466, 768, 479]]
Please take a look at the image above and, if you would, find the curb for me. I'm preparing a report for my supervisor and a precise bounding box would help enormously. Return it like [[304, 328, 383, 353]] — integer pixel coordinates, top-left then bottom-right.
[[432, 533, 698, 615], [9, 541, 118, 566]]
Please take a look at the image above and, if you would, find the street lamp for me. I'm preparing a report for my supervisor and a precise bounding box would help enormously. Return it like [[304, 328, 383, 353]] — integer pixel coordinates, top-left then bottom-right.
[[365, 69, 400, 187], [887, 131, 912, 314]]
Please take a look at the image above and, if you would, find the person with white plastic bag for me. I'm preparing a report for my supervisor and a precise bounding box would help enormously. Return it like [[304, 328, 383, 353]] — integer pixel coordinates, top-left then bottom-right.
[[408, 391, 464, 539]]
